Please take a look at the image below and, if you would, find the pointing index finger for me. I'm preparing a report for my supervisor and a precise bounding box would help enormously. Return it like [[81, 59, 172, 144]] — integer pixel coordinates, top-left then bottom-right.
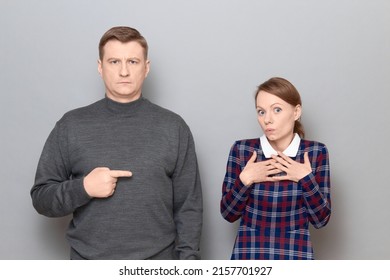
[[109, 170, 133, 178]]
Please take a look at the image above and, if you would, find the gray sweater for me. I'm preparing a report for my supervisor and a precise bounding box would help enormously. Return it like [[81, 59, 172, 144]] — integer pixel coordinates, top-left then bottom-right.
[[31, 96, 203, 259]]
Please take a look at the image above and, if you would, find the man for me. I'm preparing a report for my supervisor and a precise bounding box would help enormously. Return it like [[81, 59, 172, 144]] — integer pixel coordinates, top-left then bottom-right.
[[31, 26, 203, 260]]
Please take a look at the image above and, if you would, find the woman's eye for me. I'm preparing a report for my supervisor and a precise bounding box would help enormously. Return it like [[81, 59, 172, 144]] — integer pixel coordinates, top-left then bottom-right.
[[274, 107, 282, 113], [257, 110, 265, 116]]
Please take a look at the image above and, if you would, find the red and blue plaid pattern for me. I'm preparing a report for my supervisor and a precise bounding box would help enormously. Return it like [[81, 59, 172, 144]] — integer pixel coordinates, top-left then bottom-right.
[[221, 138, 331, 259]]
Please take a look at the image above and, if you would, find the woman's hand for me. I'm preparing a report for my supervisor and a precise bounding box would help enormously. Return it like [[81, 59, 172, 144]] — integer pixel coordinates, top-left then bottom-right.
[[239, 151, 282, 186], [270, 152, 312, 182]]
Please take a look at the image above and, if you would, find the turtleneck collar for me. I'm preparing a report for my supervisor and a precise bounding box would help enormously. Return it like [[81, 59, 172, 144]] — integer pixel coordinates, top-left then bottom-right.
[[104, 95, 146, 116]]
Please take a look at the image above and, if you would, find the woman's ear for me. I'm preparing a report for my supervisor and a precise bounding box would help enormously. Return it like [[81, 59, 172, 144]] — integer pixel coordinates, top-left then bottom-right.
[[294, 105, 302, 121]]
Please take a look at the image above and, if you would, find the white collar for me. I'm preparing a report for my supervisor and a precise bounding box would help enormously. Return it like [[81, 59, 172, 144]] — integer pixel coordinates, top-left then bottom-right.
[[260, 133, 301, 158]]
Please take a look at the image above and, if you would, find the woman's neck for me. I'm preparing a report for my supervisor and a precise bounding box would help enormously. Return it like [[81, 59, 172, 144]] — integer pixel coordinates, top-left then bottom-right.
[[268, 133, 295, 153]]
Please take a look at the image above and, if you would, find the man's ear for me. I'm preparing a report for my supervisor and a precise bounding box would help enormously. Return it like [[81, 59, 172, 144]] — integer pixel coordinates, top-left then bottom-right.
[[145, 60, 150, 78], [97, 59, 102, 76]]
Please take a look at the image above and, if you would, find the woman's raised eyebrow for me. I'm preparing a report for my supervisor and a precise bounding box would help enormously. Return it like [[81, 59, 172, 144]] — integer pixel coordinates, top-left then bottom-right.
[[256, 102, 283, 109]]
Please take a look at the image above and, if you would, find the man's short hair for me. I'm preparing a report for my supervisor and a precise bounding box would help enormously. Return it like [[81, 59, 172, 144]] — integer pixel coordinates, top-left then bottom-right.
[[99, 26, 148, 60]]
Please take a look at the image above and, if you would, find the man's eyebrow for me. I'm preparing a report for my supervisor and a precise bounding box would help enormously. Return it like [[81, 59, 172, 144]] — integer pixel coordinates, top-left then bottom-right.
[[106, 56, 141, 61]]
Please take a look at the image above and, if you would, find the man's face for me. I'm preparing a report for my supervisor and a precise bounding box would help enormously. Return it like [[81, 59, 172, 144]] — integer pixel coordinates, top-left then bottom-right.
[[98, 40, 150, 103]]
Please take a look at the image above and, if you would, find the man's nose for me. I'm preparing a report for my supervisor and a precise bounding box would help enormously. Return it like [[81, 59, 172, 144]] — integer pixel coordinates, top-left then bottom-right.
[[120, 63, 129, 77]]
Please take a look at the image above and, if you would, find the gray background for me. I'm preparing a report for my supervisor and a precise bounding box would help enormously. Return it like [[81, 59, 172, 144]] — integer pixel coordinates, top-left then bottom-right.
[[1, 0, 389, 259]]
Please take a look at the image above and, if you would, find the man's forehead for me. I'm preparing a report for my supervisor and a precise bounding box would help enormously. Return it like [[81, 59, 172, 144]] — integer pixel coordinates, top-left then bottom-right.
[[103, 40, 145, 58]]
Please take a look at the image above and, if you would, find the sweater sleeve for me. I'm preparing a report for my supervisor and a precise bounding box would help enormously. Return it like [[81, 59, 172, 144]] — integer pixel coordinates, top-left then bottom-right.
[[30, 121, 92, 217], [171, 123, 203, 260], [299, 144, 331, 228], [220, 142, 252, 223]]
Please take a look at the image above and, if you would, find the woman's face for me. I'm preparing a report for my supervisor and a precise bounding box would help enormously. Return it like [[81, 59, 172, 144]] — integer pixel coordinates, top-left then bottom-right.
[[256, 90, 301, 150]]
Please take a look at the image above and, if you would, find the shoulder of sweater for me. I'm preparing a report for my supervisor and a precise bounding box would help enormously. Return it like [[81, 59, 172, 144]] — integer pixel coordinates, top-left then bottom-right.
[[58, 98, 104, 122], [143, 99, 188, 125], [56, 98, 190, 130]]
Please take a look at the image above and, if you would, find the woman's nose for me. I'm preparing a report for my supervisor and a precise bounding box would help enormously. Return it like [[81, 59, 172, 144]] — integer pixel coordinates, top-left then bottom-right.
[[264, 113, 273, 124]]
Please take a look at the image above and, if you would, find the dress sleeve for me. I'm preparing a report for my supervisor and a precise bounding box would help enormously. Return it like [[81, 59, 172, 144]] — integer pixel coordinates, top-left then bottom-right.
[[171, 123, 203, 260], [220, 142, 252, 223], [30, 121, 91, 217], [299, 144, 331, 228]]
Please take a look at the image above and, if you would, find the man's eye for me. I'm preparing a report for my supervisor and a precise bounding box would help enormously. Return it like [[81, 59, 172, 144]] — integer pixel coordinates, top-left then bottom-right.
[[110, 60, 119, 64], [129, 60, 138, 64]]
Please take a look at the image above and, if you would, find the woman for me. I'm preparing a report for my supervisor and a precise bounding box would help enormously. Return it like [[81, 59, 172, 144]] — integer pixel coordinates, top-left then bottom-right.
[[220, 77, 331, 260]]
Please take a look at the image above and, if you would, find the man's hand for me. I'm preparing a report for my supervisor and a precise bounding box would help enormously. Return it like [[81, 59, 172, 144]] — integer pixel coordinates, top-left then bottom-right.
[[239, 151, 282, 186], [83, 167, 132, 198]]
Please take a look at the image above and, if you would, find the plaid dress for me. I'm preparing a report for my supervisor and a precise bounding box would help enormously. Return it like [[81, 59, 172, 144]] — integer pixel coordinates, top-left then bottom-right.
[[221, 138, 331, 260]]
